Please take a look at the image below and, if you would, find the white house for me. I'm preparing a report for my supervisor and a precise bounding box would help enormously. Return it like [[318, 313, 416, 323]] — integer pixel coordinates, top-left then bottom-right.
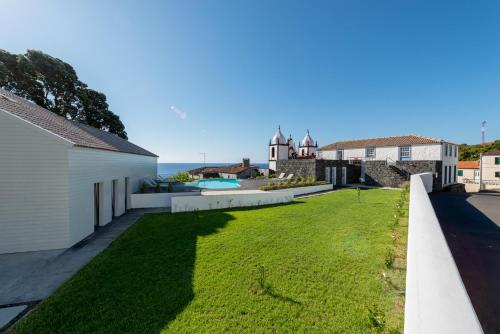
[[0, 89, 158, 254], [317, 134, 459, 188]]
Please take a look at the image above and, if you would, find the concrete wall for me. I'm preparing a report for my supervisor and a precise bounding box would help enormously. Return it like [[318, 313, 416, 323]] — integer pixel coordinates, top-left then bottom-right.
[[405, 173, 483, 334], [171, 191, 293, 213], [67, 148, 157, 245], [131, 192, 199, 208], [272, 184, 333, 196], [0, 110, 72, 253]]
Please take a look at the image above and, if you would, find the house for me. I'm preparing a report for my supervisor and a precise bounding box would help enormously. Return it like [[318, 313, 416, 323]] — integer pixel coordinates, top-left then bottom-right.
[[457, 161, 480, 192], [188, 159, 259, 179], [480, 150, 500, 190], [268, 129, 458, 190], [0, 88, 158, 254]]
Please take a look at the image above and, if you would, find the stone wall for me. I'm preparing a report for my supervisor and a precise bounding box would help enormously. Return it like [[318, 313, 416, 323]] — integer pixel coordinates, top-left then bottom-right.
[[275, 159, 360, 184], [365, 160, 443, 190]]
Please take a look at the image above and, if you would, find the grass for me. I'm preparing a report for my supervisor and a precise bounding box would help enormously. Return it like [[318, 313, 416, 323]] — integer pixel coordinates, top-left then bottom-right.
[[13, 189, 408, 334]]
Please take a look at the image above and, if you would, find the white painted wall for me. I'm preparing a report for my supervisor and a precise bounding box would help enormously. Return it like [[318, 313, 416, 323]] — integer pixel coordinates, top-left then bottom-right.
[[67, 147, 157, 245], [405, 173, 483, 334], [171, 191, 293, 212], [272, 184, 333, 196], [131, 192, 199, 208], [0, 110, 72, 253]]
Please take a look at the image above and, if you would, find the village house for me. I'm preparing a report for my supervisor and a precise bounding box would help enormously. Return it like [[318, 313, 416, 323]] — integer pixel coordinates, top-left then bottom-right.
[[0, 89, 158, 254]]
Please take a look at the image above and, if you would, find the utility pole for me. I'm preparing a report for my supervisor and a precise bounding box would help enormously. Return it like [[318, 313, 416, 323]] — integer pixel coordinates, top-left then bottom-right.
[[200, 152, 207, 167], [481, 121, 487, 144]]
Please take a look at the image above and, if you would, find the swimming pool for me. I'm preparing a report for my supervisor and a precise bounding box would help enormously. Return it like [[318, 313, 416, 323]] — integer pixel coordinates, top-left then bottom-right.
[[193, 178, 241, 189]]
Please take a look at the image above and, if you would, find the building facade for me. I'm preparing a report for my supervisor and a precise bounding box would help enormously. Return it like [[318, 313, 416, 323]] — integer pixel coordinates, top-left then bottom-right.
[[268, 127, 318, 171], [0, 89, 157, 254]]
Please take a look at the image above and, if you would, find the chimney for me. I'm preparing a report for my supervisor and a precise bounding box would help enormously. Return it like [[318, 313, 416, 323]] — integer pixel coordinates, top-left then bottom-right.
[[242, 158, 250, 167]]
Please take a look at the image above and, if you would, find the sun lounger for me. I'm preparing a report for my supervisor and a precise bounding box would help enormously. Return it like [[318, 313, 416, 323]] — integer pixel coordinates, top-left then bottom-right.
[[286, 174, 294, 180], [277, 173, 285, 179]]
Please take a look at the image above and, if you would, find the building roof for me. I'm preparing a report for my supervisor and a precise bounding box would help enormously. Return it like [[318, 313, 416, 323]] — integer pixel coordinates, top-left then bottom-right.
[[189, 163, 257, 175], [318, 134, 448, 151], [483, 150, 500, 156], [300, 130, 315, 147], [270, 127, 287, 145], [0, 88, 157, 157], [458, 161, 479, 169]]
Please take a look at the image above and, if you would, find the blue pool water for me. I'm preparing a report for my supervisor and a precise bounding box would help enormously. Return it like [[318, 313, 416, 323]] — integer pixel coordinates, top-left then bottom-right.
[[192, 178, 241, 189]]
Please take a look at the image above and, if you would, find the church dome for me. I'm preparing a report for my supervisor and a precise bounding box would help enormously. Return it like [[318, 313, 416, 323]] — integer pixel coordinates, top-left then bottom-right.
[[301, 130, 315, 147], [271, 127, 286, 145]]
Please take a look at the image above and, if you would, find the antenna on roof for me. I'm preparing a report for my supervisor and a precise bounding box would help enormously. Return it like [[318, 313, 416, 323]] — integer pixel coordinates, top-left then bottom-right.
[[481, 121, 487, 144]]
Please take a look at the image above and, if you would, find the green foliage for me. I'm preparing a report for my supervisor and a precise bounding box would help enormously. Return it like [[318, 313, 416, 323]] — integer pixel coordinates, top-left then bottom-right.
[[385, 248, 395, 268], [140, 182, 149, 193], [13, 190, 407, 334], [259, 179, 327, 191], [0, 49, 127, 138], [459, 141, 500, 161], [172, 171, 193, 182]]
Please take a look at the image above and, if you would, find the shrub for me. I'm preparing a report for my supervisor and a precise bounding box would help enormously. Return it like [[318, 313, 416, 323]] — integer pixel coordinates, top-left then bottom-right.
[[385, 249, 395, 268], [140, 182, 149, 193], [173, 171, 193, 183]]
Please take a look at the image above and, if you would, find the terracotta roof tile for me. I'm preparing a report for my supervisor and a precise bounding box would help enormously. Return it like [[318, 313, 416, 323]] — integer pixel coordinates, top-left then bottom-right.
[[458, 161, 479, 169], [318, 134, 447, 151], [0, 88, 157, 157], [189, 163, 256, 175]]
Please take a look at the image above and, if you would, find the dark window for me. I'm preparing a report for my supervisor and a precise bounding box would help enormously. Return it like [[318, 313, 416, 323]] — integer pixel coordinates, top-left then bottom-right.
[[495, 172, 500, 178], [495, 157, 500, 165], [454, 165, 457, 182], [337, 150, 343, 160], [458, 169, 463, 176], [399, 146, 411, 161], [366, 147, 375, 158], [444, 166, 448, 184], [448, 166, 452, 183], [271, 147, 275, 158]]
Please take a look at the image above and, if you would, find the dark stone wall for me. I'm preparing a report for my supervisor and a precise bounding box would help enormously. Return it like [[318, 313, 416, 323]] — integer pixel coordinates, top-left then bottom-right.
[[364, 160, 443, 190], [275, 159, 361, 184]]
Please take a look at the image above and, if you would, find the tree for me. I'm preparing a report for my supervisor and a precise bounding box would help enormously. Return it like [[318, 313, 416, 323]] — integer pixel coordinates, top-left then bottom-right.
[[0, 49, 127, 139], [459, 140, 500, 161]]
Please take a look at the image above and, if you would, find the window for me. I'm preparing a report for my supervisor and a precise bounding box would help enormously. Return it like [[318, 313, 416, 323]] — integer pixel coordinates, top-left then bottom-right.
[[453, 165, 456, 183], [399, 146, 411, 161], [448, 166, 452, 183], [444, 166, 448, 184], [474, 170, 480, 180], [337, 150, 343, 160], [271, 147, 275, 158], [495, 157, 500, 165], [458, 169, 463, 176], [366, 147, 375, 158], [454, 146, 457, 157], [444, 145, 448, 156], [495, 172, 500, 178]]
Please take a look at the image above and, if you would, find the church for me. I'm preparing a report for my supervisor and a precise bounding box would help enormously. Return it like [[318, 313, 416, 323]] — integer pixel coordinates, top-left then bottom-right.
[[268, 126, 318, 171]]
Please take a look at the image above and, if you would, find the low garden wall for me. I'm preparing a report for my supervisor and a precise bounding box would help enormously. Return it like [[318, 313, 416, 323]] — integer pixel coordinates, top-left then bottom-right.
[[171, 190, 293, 213], [405, 173, 482, 333], [272, 184, 333, 196], [130, 192, 199, 209]]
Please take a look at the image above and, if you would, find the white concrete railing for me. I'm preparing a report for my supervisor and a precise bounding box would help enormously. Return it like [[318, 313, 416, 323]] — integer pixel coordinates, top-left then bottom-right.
[[405, 173, 483, 334]]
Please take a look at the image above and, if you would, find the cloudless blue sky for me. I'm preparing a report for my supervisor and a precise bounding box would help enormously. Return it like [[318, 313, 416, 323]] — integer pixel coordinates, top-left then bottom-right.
[[1, 0, 499, 162]]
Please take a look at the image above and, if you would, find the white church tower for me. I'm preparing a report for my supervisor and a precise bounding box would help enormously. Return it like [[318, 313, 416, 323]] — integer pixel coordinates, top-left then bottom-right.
[[268, 126, 289, 171], [298, 130, 318, 157]]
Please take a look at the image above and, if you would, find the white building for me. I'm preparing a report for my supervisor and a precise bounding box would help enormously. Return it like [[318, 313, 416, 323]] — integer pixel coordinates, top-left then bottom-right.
[[0, 89, 158, 254], [268, 127, 317, 171], [317, 134, 459, 188]]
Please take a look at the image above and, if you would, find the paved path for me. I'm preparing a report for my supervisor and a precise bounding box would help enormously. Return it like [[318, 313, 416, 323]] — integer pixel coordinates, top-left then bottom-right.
[[0, 208, 168, 332], [430, 192, 500, 334]]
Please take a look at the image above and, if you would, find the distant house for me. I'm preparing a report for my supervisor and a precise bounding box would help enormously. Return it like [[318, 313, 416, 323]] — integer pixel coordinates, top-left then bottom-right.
[[480, 150, 500, 190], [457, 161, 480, 192], [0, 88, 157, 254], [188, 159, 259, 179]]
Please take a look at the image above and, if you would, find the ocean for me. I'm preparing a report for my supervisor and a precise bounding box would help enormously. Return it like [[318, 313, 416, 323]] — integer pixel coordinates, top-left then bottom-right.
[[158, 162, 268, 177]]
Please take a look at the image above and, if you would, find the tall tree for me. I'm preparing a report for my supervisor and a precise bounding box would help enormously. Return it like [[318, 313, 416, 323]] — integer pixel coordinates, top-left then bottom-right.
[[0, 49, 127, 139]]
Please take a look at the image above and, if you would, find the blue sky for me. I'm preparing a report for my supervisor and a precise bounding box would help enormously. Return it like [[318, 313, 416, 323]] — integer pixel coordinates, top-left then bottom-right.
[[1, 0, 499, 162]]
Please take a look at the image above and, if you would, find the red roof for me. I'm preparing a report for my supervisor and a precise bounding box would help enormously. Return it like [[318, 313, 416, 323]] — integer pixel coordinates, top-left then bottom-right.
[[458, 161, 479, 169], [318, 134, 448, 151]]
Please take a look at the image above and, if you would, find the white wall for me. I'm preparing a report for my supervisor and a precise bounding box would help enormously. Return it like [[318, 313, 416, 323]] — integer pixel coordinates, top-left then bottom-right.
[[272, 184, 333, 196], [67, 147, 157, 245], [171, 191, 293, 212], [320, 144, 447, 162], [131, 192, 199, 208], [0, 110, 72, 253], [405, 173, 482, 334]]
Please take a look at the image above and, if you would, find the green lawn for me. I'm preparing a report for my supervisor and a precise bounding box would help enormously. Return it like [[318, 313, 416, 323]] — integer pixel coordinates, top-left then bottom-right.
[[14, 189, 408, 334]]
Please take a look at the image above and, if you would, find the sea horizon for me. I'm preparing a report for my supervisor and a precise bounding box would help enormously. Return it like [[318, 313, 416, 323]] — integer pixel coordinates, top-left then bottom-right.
[[158, 162, 268, 177]]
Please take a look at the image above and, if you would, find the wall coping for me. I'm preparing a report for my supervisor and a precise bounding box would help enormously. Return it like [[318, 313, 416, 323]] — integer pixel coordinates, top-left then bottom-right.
[[404, 173, 483, 334]]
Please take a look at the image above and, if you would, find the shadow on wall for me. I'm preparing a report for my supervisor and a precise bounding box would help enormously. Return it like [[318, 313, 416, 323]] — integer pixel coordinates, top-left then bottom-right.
[[430, 192, 500, 333], [14, 201, 304, 333]]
